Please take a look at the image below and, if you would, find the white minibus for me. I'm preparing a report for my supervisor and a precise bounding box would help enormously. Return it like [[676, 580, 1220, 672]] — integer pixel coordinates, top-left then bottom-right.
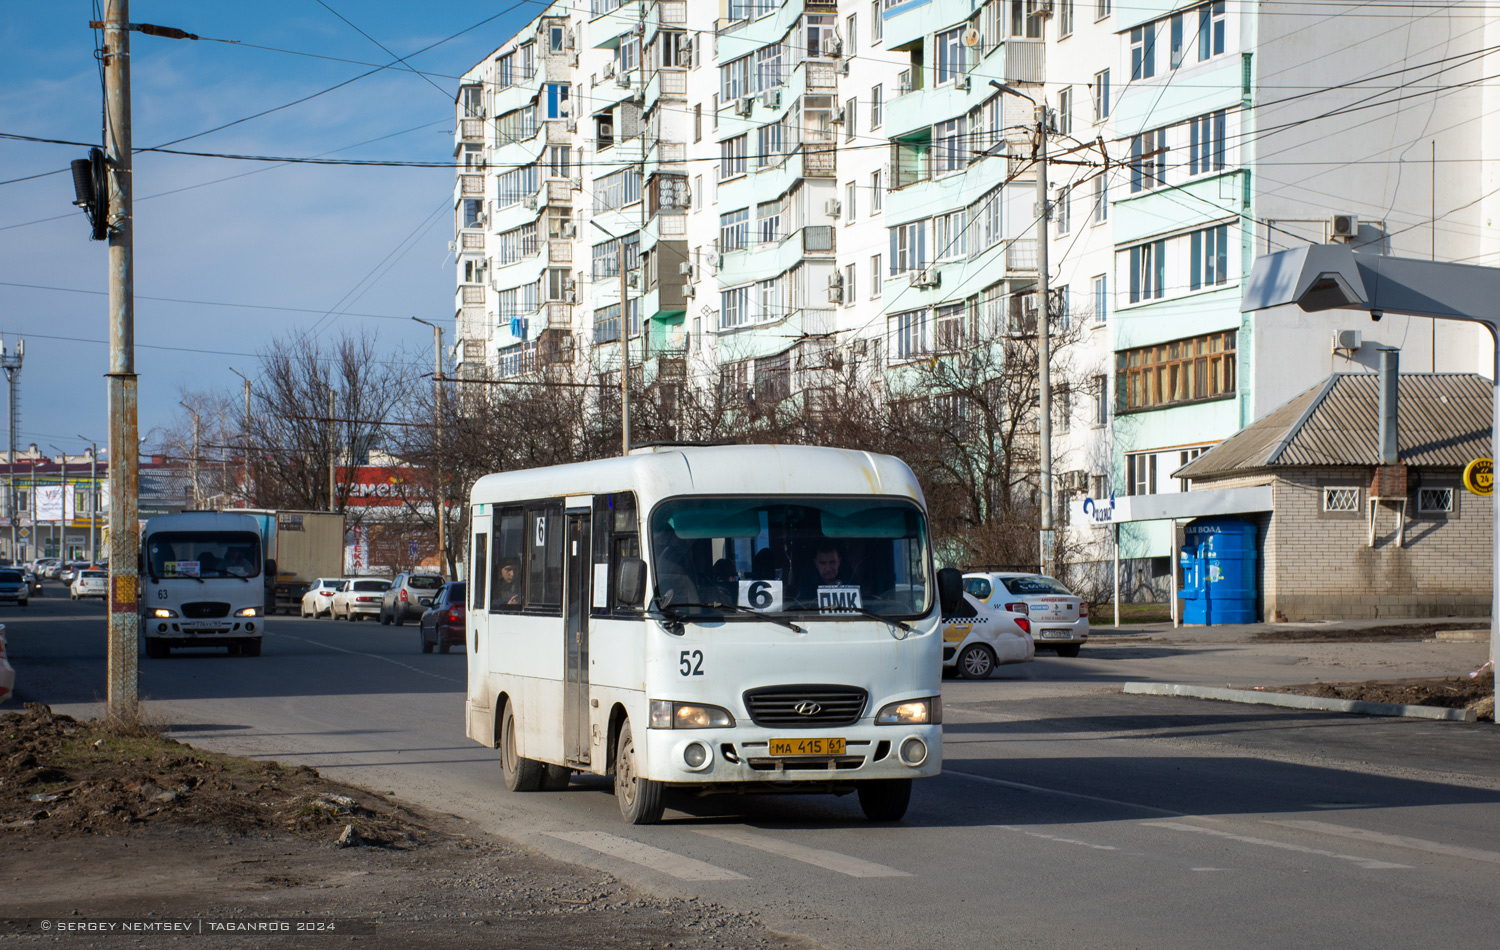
[[140, 512, 268, 658], [465, 444, 960, 824]]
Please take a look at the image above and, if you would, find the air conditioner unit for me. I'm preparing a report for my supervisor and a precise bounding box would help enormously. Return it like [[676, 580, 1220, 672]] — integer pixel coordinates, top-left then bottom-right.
[[1333, 328, 1363, 352], [679, 261, 696, 277], [828, 285, 844, 304], [838, 59, 851, 77], [563, 290, 577, 304], [736, 97, 755, 117], [760, 89, 782, 110], [603, 60, 616, 79], [912, 267, 940, 289], [1022, 293, 1039, 320], [523, 194, 538, 210], [616, 72, 632, 88], [828, 271, 844, 289], [683, 280, 696, 297], [633, 20, 646, 35], [627, 269, 641, 289], [1331, 213, 1359, 242], [447, 240, 458, 253], [563, 277, 576, 292], [822, 37, 843, 58], [559, 221, 576, 238], [474, 212, 489, 227], [1025, 0, 1055, 17], [954, 75, 971, 92], [832, 106, 846, 124], [825, 198, 842, 218]]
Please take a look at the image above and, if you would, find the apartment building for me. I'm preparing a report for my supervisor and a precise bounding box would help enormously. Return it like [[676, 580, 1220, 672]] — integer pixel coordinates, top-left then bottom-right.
[[453, 1, 1498, 589]]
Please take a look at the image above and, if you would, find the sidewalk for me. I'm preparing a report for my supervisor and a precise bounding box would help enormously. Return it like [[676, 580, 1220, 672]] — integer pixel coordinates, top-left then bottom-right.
[[1088, 614, 1491, 645]]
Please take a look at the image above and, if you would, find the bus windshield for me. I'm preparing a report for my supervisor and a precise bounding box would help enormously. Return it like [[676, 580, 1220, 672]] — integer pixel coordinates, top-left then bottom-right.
[[146, 531, 262, 579], [649, 496, 930, 621]]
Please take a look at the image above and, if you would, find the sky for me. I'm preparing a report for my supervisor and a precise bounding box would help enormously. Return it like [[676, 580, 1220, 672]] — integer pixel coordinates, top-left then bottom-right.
[[0, 1, 540, 459]]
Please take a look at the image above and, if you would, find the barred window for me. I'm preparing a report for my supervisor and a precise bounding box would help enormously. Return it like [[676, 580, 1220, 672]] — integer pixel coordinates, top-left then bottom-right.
[[1116, 330, 1236, 412], [1324, 487, 1360, 512], [1418, 488, 1454, 513]]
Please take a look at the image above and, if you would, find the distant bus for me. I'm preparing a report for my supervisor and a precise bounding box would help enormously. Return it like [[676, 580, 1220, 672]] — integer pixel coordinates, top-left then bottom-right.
[[140, 512, 267, 658], [464, 444, 958, 824]]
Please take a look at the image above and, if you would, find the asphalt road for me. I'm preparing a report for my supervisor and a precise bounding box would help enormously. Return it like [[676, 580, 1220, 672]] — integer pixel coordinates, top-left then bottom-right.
[[8, 590, 1500, 950]]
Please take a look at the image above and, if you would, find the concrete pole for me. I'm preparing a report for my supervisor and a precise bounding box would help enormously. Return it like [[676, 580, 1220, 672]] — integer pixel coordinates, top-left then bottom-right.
[[229, 368, 251, 502], [103, 0, 139, 718], [56, 450, 67, 559], [432, 324, 446, 579], [180, 403, 200, 509], [327, 386, 336, 512], [1034, 103, 1054, 578], [620, 233, 631, 456], [79, 439, 97, 564]]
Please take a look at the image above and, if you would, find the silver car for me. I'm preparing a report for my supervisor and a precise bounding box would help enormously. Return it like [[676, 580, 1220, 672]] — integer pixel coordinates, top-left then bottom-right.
[[0, 569, 29, 607], [962, 572, 1089, 657]]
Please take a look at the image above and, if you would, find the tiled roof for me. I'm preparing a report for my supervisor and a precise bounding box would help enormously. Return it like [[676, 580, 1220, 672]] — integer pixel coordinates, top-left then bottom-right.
[[1175, 373, 1493, 480]]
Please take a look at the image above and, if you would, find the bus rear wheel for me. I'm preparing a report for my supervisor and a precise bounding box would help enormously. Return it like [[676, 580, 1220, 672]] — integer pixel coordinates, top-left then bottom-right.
[[857, 779, 912, 822], [500, 703, 543, 792], [613, 721, 664, 825]]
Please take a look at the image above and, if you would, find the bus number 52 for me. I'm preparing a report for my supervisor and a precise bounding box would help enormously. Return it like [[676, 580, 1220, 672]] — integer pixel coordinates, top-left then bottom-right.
[[679, 650, 704, 676]]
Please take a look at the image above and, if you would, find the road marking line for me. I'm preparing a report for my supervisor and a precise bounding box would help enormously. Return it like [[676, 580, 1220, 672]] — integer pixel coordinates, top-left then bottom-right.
[[988, 826, 1118, 852], [946, 768, 1188, 817], [546, 831, 748, 881], [273, 634, 463, 684], [1266, 819, 1500, 866], [1144, 820, 1411, 870], [692, 828, 911, 877]]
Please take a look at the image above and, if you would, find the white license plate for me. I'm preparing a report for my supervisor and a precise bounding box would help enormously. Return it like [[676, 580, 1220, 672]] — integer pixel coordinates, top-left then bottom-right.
[[1040, 629, 1073, 639]]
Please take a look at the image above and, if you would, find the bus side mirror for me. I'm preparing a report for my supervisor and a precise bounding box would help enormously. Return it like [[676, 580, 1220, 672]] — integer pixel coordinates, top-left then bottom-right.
[[936, 567, 963, 617], [616, 557, 646, 607]]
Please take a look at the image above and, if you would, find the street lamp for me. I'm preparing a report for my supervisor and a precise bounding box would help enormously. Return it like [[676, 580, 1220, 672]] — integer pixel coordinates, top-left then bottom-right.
[[77, 435, 98, 564], [228, 367, 252, 503], [990, 79, 1057, 576], [179, 402, 201, 509], [412, 316, 447, 578], [48, 445, 68, 561]]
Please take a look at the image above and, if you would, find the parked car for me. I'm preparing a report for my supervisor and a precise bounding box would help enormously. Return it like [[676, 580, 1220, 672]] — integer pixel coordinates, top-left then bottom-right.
[[58, 561, 91, 584], [300, 577, 350, 618], [419, 582, 467, 654], [37, 559, 63, 580], [0, 569, 30, 607], [963, 572, 1089, 657], [941, 588, 1033, 678], [380, 571, 444, 626], [332, 578, 392, 621], [70, 569, 108, 600]]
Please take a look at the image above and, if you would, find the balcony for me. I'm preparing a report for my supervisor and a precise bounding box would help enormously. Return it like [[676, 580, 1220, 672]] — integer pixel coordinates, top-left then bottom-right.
[[459, 174, 485, 197], [1002, 41, 1044, 85], [547, 240, 573, 265], [1006, 238, 1038, 272], [461, 232, 486, 252], [801, 145, 836, 178], [544, 301, 573, 329], [460, 118, 485, 142], [455, 283, 486, 313], [802, 226, 835, 255]]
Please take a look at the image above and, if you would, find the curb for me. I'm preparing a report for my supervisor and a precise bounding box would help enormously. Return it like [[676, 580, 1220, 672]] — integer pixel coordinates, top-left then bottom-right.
[[1435, 630, 1488, 642], [1122, 681, 1478, 722]]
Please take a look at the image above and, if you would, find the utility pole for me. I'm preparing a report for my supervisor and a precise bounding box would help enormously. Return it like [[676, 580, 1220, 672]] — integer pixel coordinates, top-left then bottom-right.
[[1, 338, 22, 562], [179, 402, 200, 508], [411, 316, 447, 578], [327, 386, 336, 512], [103, 0, 140, 718], [50, 446, 68, 560], [78, 436, 98, 564], [992, 81, 1055, 577], [619, 231, 632, 457], [229, 367, 252, 503]]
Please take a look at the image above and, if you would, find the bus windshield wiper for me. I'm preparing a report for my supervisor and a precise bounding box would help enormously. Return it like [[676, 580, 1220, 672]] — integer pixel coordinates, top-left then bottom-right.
[[655, 599, 805, 634], [814, 605, 913, 634]]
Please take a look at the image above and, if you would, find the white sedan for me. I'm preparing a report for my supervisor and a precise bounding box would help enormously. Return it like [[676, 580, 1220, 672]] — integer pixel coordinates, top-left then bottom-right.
[[300, 577, 350, 618], [963, 572, 1089, 657], [331, 579, 392, 621], [942, 590, 1034, 678], [70, 569, 108, 600]]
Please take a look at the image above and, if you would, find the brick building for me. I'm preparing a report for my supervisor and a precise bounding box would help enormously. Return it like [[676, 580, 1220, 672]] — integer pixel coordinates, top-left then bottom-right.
[[1175, 373, 1493, 622]]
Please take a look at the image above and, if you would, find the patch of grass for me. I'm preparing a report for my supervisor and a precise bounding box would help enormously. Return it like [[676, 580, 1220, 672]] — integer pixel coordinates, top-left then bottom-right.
[[1089, 602, 1173, 624]]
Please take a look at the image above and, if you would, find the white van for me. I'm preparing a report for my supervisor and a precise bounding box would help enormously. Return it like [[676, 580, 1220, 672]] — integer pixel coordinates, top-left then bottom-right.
[[140, 512, 267, 658], [465, 444, 961, 824]]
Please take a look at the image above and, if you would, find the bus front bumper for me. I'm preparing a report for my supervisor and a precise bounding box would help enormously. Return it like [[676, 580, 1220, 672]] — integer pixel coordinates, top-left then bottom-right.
[[642, 723, 941, 788]]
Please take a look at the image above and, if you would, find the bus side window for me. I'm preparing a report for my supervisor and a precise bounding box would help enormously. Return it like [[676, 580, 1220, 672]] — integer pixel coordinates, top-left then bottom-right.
[[526, 504, 564, 611], [471, 533, 488, 610], [592, 492, 640, 616], [492, 508, 524, 612]]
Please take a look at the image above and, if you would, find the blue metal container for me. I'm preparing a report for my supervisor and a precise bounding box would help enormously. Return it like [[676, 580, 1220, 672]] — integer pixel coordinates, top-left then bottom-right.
[[1178, 518, 1259, 624]]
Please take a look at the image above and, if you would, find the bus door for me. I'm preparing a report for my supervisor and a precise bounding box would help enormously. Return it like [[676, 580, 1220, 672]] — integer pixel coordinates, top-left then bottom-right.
[[468, 509, 492, 713], [564, 505, 592, 766]]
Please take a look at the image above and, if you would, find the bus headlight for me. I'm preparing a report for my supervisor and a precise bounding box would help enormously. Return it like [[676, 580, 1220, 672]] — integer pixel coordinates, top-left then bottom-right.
[[235, 607, 259, 617], [874, 697, 942, 725], [649, 700, 736, 729], [151, 608, 178, 619]]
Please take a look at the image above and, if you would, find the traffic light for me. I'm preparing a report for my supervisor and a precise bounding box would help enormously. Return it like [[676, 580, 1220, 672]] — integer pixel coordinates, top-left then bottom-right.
[[69, 147, 109, 241]]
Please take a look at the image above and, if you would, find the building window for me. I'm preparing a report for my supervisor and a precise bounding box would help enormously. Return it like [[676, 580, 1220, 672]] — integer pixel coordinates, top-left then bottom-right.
[[720, 208, 750, 251], [1129, 128, 1167, 193], [870, 169, 883, 213], [1128, 239, 1166, 303], [757, 120, 784, 169], [544, 82, 570, 119], [871, 254, 882, 297], [549, 24, 565, 53], [1059, 0, 1074, 38], [1126, 452, 1157, 496], [889, 219, 927, 274], [1093, 274, 1108, 323], [694, 103, 702, 142], [1055, 186, 1071, 235], [1056, 87, 1072, 137], [1189, 110, 1227, 175], [846, 97, 858, 141], [1324, 487, 1360, 512], [755, 352, 791, 404], [721, 286, 750, 329], [720, 135, 748, 179], [693, 174, 702, 210], [891, 309, 929, 360], [1011, 0, 1043, 38], [936, 27, 967, 84], [1419, 488, 1454, 513], [1190, 224, 1230, 290], [1096, 0, 1111, 19], [845, 263, 857, 306], [1092, 375, 1109, 425], [1177, 448, 1205, 490], [545, 145, 571, 178], [870, 84, 883, 129], [1130, 24, 1156, 80], [935, 116, 967, 174], [1170, 13, 1186, 69], [1091, 172, 1109, 223], [1116, 330, 1237, 412], [1200, 1, 1227, 61], [846, 181, 857, 222], [755, 198, 783, 244], [1093, 69, 1110, 121], [872, 1, 883, 42], [847, 13, 858, 56], [934, 209, 967, 260], [935, 302, 966, 352]]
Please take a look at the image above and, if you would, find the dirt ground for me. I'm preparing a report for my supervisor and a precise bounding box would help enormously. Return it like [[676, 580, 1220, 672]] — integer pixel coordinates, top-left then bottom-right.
[[0, 704, 815, 949], [1267, 670, 1495, 721]]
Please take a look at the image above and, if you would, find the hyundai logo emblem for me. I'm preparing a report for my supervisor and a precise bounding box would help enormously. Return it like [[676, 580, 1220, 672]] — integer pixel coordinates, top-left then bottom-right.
[[794, 701, 822, 717]]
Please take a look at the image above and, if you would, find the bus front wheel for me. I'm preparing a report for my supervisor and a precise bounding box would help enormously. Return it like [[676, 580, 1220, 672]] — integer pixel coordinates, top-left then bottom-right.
[[500, 703, 543, 792], [613, 721, 664, 825], [857, 779, 912, 822]]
